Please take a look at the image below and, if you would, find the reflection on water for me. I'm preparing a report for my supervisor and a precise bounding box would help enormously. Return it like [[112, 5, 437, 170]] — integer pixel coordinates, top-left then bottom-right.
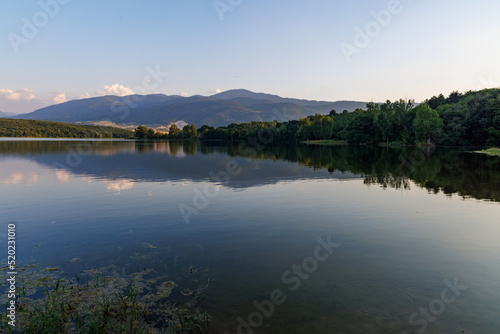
[[105, 179, 135, 194], [0, 140, 499, 333], [2, 171, 39, 185], [1, 140, 499, 201]]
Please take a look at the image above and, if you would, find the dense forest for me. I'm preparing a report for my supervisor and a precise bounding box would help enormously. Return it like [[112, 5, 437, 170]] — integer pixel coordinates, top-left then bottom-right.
[[134, 124, 198, 140], [0, 118, 134, 138], [178, 88, 499, 147]]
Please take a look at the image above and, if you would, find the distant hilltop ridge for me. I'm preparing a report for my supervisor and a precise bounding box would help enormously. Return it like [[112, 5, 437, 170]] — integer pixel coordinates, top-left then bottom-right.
[[0, 111, 17, 117], [12, 89, 368, 128]]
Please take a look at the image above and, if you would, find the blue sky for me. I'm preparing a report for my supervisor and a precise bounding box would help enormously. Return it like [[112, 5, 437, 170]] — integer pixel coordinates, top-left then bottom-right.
[[1, 0, 499, 114]]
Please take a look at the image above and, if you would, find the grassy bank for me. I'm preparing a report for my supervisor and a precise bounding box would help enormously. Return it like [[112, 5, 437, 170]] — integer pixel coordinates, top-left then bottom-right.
[[474, 147, 500, 156]]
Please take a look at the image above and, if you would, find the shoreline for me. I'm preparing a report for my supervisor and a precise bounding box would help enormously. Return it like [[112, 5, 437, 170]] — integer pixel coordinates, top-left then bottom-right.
[[474, 148, 500, 156]]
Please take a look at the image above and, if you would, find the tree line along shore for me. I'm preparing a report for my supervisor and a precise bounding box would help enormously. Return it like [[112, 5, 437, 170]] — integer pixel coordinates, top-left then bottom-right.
[[137, 88, 500, 148], [2, 89, 500, 149]]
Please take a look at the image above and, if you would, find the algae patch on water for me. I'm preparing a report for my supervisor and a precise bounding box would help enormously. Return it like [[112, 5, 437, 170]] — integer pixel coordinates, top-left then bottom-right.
[[0, 263, 212, 333], [157, 281, 176, 298]]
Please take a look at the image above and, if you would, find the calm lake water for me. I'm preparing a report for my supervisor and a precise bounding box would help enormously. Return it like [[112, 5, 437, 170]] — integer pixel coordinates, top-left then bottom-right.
[[1, 139, 499, 333]]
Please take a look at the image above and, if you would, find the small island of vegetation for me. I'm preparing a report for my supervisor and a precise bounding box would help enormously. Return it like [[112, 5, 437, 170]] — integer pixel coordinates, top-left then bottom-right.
[[474, 147, 500, 156]]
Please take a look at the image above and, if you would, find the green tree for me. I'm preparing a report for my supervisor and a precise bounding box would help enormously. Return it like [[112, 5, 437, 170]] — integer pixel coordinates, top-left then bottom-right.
[[345, 110, 377, 144], [321, 116, 334, 140], [448, 91, 462, 104], [197, 125, 214, 139], [297, 118, 313, 140], [427, 93, 446, 109], [182, 124, 198, 139], [135, 125, 148, 139], [168, 124, 181, 139], [366, 101, 380, 113], [311, 114, 324, 139], [413, 104, 443, 145], [146, 128, 156, 139], [376, 101, 395, 146]]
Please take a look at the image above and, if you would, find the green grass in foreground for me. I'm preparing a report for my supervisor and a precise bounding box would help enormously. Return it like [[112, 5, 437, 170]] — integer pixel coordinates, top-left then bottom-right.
[[302, 139, 347, 145], [474, 147, 500, 156], [1, 264, 211, 333]]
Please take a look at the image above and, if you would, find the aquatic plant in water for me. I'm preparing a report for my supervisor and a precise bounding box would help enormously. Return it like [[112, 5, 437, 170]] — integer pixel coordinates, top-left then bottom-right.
[[0, 263, 212, 333]]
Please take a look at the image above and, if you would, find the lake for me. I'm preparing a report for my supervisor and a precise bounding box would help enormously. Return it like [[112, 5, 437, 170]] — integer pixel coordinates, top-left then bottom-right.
[[1, 139, 499, 333]]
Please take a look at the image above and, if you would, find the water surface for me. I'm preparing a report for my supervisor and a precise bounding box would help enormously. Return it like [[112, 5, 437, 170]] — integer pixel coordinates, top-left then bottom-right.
[[1, 140, 499, 333]]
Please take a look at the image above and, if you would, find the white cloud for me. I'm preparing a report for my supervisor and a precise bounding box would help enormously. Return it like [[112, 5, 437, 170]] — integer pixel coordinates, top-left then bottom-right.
[[208, 88, 222, 95], [0, 88, 46, 114], [0, 84, 157, 114], [53, 92, 67, 104], [78, 92, 91, 99], [0, 88, 36, 101], [98, 83, 134, 96], [180, 92, 189, 97]]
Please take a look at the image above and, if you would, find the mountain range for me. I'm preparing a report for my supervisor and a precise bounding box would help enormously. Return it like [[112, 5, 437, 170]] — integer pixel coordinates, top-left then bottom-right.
[[0, 111, 16, 117], [12, 89, 367, 128]]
